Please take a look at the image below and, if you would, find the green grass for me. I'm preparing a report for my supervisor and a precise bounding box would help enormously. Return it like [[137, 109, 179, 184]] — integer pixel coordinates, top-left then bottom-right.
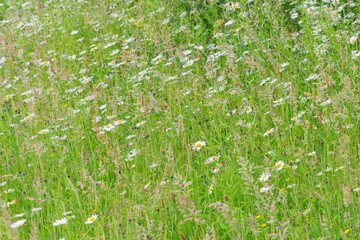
[[0, 0, 360, 239]]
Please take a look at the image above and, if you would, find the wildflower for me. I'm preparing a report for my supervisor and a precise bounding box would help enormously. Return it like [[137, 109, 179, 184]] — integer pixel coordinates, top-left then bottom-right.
[[290, 12, 298, 19], [230, 2, 239, 10], [287, 184, 296, 189], [208, 185, 213, 194], [303, 208, 311, 215], [135, 121, 146, 128], [313, 27, 321, 35], [5, 94, 14, 99], [247, 123, 255, 128], [245, 106, 252, 114], [226, 109, 237, 116], [144, 182, 150, 190], [349, 36, 357, 44], [273, 98, 284, 105], [184, 181, 192, 187], [284, 82, 292, 88], [204, 156, 220, 164], [69, 55, 76, 61], [85, 214, 98, 224], [149, 163, 158, 168], [258, 172, 271, 182], [275, 161, 285, 171], [183, 50, 192, 55], [260, 186, 271, 193], [224, 20, 235, 26], [305, 74, 318, 81], [308, 151, 316, 156], [32, 208, 42, 212], [39, 129, 50, 134], [183, 59, 195, 68], [281, 62, 290, 68], [345, 229, 350, 234], [26, 113, 35, 120], [103, 124, 115, 131], [53, 218, 68, 226], [40, 61, 50, 67], [334, 166, 344, 171], [110, 49, 120, 56], [120, 190, 127, 196], [114, 119, 126, 125], [13, 213, 25, 218], [127, 149, 137, 158], [263, 128, 274, 137], [125, 135, 136, 140], [10, 219, 26, 229], [193, 141, 205, 151]]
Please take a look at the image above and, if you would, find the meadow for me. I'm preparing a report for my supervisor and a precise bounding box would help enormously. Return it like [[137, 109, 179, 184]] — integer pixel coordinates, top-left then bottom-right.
[[0, 0, 360, 239]]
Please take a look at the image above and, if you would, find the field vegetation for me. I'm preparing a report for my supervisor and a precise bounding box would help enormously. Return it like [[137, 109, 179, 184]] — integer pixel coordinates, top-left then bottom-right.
[[0, 0, 360, 239]]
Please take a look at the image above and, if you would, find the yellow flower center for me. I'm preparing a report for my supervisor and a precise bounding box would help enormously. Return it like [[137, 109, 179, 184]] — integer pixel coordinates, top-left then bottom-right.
[[90, 217, 95, 222], [196, 143, 201, 148], [277, 164, 282, 169]]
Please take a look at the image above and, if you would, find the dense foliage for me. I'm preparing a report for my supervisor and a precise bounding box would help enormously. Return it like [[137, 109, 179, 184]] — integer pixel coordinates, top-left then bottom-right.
[[0, 0, 360, 239]]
